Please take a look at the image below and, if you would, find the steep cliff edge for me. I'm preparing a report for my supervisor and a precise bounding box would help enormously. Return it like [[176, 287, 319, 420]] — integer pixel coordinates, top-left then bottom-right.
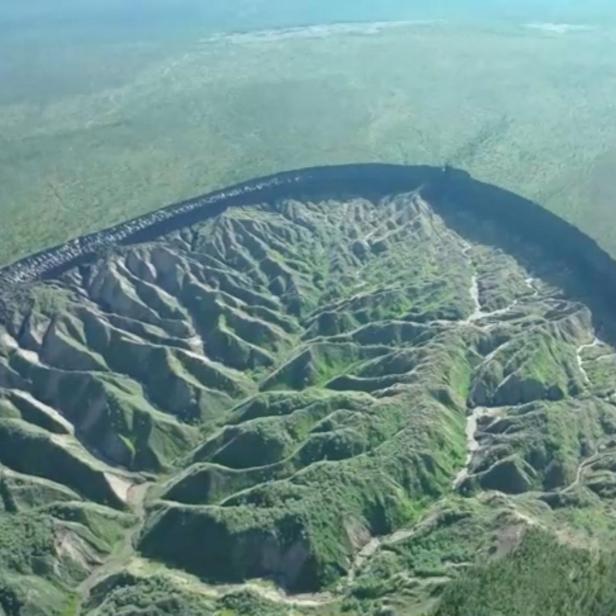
[[2, 164, 615, 302]]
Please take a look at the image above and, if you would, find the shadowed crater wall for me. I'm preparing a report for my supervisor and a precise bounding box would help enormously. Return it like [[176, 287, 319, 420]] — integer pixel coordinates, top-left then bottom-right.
[[1, 164, 615, 335]]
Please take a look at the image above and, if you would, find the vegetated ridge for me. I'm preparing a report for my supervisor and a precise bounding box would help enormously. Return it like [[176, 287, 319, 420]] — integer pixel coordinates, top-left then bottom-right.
[[2, 164, 616, 616]]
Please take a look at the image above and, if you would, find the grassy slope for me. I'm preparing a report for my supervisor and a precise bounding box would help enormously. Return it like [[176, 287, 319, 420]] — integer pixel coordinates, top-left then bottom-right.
[[2, 21, 616, 265], [3, 188, 616, 615]]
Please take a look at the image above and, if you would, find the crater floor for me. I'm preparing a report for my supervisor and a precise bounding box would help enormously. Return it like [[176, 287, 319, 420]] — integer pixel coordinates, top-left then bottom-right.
[[1, 178, 616, 615]]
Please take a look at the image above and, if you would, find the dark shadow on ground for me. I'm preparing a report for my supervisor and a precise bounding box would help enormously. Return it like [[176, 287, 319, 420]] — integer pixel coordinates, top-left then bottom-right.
[[1, 163, 615, 345]]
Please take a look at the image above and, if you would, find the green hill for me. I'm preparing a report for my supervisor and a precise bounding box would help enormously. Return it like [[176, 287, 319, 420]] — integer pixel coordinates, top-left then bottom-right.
[[2, 168, 616, 615]]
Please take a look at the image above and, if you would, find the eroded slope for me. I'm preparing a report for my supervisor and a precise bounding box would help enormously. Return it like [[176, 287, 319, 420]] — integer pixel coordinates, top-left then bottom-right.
[[1, 182, 616, 615]]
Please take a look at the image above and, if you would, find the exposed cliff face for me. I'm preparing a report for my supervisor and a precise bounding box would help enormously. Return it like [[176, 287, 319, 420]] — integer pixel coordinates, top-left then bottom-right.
[[3, 164, 615, 302], [0, 165, 438, 288], [1, 166, 616, 615]]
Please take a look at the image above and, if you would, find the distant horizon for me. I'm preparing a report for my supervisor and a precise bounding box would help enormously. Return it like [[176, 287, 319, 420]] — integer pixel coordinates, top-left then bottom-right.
[[2, 0, 616, 37]]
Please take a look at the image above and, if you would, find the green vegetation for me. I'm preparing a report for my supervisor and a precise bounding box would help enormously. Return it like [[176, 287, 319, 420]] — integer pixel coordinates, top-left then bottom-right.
[[2, 172, 616, 614], [0, 512, 55, 576], [86, 574, 216, 616], [3, 20, 616, 267], [437, 529, 616, 616], [0, 506, 128, 616], [4, 2, 616, 614]]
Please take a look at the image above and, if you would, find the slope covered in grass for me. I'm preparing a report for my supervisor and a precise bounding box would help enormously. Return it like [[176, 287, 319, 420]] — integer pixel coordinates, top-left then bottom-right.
[[2, 172, 616, 614]]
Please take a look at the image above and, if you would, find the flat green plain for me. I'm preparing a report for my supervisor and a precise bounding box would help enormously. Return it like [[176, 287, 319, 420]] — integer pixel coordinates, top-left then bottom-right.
[[2, 20, 616, 265]]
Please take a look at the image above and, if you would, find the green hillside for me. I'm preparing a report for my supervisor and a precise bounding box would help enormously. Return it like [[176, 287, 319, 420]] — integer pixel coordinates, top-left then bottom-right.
[[1, 174, 616, 614]]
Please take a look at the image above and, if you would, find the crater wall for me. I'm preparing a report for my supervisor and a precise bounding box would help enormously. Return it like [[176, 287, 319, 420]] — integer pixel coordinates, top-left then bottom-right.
[[1, 163, 615, 310]]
